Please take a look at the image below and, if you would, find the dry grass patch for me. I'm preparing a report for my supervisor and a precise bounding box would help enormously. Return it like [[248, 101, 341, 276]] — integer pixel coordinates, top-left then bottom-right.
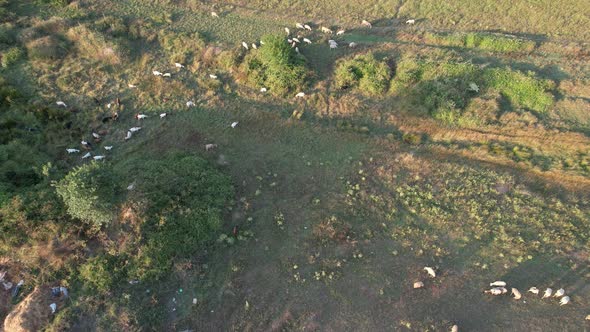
[[66, 25, 124, 65]]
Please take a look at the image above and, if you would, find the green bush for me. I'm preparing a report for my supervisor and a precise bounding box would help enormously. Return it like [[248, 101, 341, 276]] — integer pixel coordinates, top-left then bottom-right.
[[335, 53, 391, 95], [424, 32, 536, 53], [56, 162, 119, 228], [1, 47, 24, 68], [79, 254, 127, 294], [121, 154, 233, 280], [241, 34, 307, 96]]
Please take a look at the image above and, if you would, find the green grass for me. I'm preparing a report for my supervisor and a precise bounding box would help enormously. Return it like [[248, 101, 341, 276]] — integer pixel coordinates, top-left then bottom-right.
[[424, 32, 536, 53], [334, 53, 392, 95]]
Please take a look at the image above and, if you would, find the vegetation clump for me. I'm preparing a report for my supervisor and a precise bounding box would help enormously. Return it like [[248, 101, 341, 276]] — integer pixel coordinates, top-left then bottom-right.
[[335, 53, 391, 95], [241, 34, 308, 95], [424, 32, 536, 53]]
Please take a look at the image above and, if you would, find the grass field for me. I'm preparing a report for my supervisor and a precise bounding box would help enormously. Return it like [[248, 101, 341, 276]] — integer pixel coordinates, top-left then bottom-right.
[[0, 0, 589, 331]]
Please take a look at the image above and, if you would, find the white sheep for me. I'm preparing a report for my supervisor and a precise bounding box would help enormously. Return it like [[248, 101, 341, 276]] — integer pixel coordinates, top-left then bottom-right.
[[304, 24, 312, 31], [295, 47, 299, 53], [295, 92, 305, 98], [136, 114, 148, 120], [423, 266, 436, 278], [242, 41, 249, 50], [361, 20, 372, 28], [162, 73, 172, 77], [104, 146, 113, 150], [413, 281, 424, 289], [336, 30, 345, 35], [125, 131, 132, 140], [451, 325, 458, 332], [303, 38, 312, 44], [129, 127, 141, 132], [490, 281, 506, 287], [81, 152, 91, 159], [209, 74, 218, 79], [205, 143, 218, 151], [542, 288, 553, 298], [56, 101, 67, 108], [175, 62, 184, 68], [93, 155, 105, 160], [528, 287, 539, 294], [186, 101, 195, 107], [66, 149, 79, 153], [511, 288, 522, 300], [231, 121, 239, 128], [292, 37, 300, 43], [406, 19, 416, 25], [127, 183, 135, 190], [152, 70, 162, 76], [349, 42, 358, 48], [211, 12, 219, 18], [252, 43, 257, 49], [160, 113, 167, 118], [296, 23, 305, 29], [92, 132, 100, 139], [260, 87, 267, 93], [553, 288, 565, 297], [81, 140, 89, 146], [484, 287, 504, 296], [128, 83, 137, 88], [321, 26, 333, 34], [285, 27, 290, 35], [559, 296, 570, 305]]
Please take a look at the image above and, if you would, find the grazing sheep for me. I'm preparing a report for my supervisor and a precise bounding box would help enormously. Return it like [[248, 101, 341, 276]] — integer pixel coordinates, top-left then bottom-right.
[[451, 325, 458, 332], [81, 140, 89, 146], [242, 41, 249, 50], [56, 101, 67, 108], [152, 70, 162, 76], [104, 146, 113, 151], [336, 30, 345, 35], [542, 288, 553, 298], [288, 38, 293, 44], [285, 27, 290, 35], [136, 114, 148, 120], [209, 74, 218, 79], [296, 23, 304, 29], [304, 24, 312, 31], [292, 37, 300, 43], [107, 103, 112, 109], [128, 83, 137, 88], [81, 152, 91, 159], [406, 19, 416, 25], [490, 281, 506, 287], [585, 314, 590, 320], [252, 43, 257, 49], [303, 38, 312, 44], [129, 127, 141, 132], [295, 92, 305, 98], [260, 87, 267, 93], [291, 42, 297, 48], [205, 143, 218, 151], [66, 148, 79, 153], [484, 287, 505, 296], [93, 155, 105, 160], [160, 113, 167, 118], [528, 287, 539, 294], [260, 40, 265, 45], [125, 131, 132, 140], [361, 20, 372, 28], [321, 26, 333, 34], [186, 101, 195, 107], [413, 281, 424, 289], [554, 288, 565, 298], [559, 296, 570, 305], [92, 132, 100, 139], [295, 47, 299, 53], [127, 183, 135, 190], [175, 62, 184, 68], [162, 73, 172, 77], [511, 288, 522, 300], [211, 12, 219, 18], [423, 267, 436, 278], [349, 42, 358, 48], [231, 121, 239, 128]]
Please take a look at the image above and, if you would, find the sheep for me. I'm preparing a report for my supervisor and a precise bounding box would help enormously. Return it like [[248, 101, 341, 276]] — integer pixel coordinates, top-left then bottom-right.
[[528, 287, 539, 294], [484, 287, 505, 295], [413, 281, 424, 289], [92, 132, 100, 139], [175, 62, 184, 68], [330, 43, 337, 49], [125, 131, 132, 140], [66, 148, 80, 153], [542, 288, 553, 298], [349, 42, 358, 48], [260, 40, 265, 45], [361, 20, 372, 28], [321, 26, 333, 34], [295, 92, 305, 98], [136, 114, 148, 120], [104, 146, 113, 150], [93, 155, 105, 160], [127, 183, 135, 190], [260, 87, 267, 93], [490, 281, 506, 287], [451, 325, 458, 332], [295, 47, 299, 53], [292, 37, 300, 43], [406, 19, 416, 25], [511, 288, 522, 300], [129, 127, 141, 132], [288, 38, 293, 44], [242, 41, 249, 50], [81, 140, 89, 146], [186, 101, 195, 107], [107, 103, 112, 109], [553, 288, 565, 297], [585, 314, 590, 320], [231, 121, 239, 128], [291, 42, 297, 48], [304, 24, 312, 31], [81, 152, 91, 159], [285, 27, 290, 35], [303, 38, 312, 44], [336, 29, 345, 35], [423, 266, 436, 278], [209, 74, 218, 79], [160, 113, 167, 118], [559, 296, 570, 305], [296, 23, 305, 29], [211, 11, 219, 18], [252, 43, 257, 49], [152, 70, 162, 76], [128, 83, 137, 88], [162, 73, 172, 77], [56, 101, 67, 108], [205, 143, 218, 151]]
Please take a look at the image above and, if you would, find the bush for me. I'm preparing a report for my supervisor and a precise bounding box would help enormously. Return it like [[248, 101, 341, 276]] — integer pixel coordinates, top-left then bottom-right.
[[1, 47, 24, 68], [78, 254, 127, 294], [56, 162, 119, 228], [241, 34, 307, 96], [335, 53, 391, 95]]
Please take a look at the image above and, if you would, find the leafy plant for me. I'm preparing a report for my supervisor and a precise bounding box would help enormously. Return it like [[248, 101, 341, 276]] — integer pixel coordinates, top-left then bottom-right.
[[1, 47, 24, 68], [335, 53, 391, 95]]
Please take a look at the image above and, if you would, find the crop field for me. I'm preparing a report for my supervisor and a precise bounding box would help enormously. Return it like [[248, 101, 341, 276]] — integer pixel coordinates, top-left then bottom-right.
[[0, 0, 589, 331]]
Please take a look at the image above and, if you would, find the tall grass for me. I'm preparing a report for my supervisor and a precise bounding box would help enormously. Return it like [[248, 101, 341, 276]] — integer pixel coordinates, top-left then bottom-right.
[[424, 32, 536, 53], [334, 53, 392, 96]]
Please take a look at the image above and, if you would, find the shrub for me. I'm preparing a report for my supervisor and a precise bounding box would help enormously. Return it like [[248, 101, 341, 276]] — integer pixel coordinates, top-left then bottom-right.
[[1, 47, 24, 68], [335, 53, 391, 95], [56, 162, 119, 228], [78, 254, 127, 294], [241, 34, 307, 96]]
